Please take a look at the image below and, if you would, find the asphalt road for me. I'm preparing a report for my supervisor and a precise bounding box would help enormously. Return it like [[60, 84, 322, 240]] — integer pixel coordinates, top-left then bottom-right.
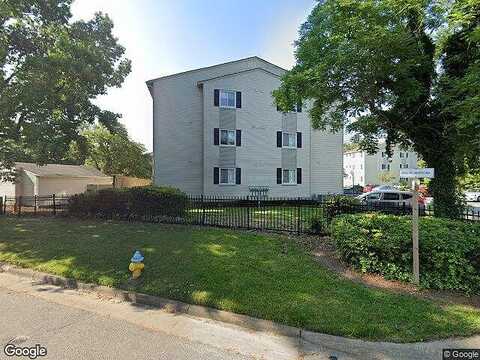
[[0, 287, 252, 360]]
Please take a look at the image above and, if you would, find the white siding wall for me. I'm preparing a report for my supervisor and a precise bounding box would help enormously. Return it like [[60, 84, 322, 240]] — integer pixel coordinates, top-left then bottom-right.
[[150, 57, 343, 196], [151, 58, 284, 194], [202, 69, 312, 197], [0, 180, 15, 197], [310, 128, 344, 194]]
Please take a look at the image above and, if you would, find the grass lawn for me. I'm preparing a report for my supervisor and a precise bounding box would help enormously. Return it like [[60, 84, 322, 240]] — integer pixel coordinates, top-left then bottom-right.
[[186, 206, 322, 231], [0, 217, 479, 342]]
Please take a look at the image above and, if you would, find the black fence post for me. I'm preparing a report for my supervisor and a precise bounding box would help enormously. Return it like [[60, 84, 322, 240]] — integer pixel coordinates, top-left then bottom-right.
[[34, 195, 37, 216], [297, 197, 301, 235], [0, 196, 2, 215], [3, 196, 6, 215], [246, 196, 250, 229], [18, 196, 22, 216], [201, 195, 205, 225], [52, 194, 56, 216]]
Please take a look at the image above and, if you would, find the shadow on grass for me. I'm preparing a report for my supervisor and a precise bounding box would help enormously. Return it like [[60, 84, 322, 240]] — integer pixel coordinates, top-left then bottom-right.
[[0, 217, 479, 342]]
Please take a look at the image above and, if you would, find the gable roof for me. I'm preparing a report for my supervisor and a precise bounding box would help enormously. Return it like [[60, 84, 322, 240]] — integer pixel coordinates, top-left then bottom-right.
[[15, 162, 109, 178], [196, 67, 281, 86], [146, 56, 286, 86]]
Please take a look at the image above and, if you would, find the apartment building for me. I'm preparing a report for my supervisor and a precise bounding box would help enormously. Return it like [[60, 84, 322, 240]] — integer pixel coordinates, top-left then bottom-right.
[[344, 144, 418, 187], [146, 56, 343, 196]]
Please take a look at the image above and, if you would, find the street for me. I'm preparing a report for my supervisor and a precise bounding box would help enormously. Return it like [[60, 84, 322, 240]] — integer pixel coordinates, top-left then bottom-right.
[[0, 287, 252, 360], [0, 272, 479, 360]]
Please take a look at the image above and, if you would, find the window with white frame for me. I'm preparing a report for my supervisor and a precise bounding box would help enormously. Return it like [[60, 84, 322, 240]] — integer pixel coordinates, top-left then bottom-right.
[[282, 169, 296, 184], [220, 129, 235, 146], [400, 152, 404, 158], [282, 132, 296, 148], [219, 90, 236, 108], [220, 168, 235, 184]]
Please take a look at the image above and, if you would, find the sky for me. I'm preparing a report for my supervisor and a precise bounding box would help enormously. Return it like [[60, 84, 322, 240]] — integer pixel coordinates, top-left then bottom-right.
[[71, 0, 316, 151]]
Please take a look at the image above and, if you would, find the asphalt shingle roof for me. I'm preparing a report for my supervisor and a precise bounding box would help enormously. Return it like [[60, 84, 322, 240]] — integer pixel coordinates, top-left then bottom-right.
[[15, 162, 109, 178]]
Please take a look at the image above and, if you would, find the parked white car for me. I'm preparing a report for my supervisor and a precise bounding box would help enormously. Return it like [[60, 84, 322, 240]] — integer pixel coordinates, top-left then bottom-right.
[[464, 190, 480, 202], [357, 190, 416, 206]]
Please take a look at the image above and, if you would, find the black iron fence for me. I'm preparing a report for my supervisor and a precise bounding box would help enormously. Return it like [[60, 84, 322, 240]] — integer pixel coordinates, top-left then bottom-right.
[[0, 195, 69, 217], [1, 194, 479, 233]]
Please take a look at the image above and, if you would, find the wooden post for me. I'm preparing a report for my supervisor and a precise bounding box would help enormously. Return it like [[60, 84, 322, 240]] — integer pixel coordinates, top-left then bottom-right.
[[3, 195, 6, 215], [52, 194, 56, 216], [34, 195, 37, 215], [412, 179, 420, 285]]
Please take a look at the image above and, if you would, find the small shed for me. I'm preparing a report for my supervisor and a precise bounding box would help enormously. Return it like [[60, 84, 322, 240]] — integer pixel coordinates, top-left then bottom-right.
[[0, 162, 113, 198]]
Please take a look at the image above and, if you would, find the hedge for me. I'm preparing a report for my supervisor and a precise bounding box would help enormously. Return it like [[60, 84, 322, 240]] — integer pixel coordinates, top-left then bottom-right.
[[331, 213, 480, 294], [68, 186, 188, 219]]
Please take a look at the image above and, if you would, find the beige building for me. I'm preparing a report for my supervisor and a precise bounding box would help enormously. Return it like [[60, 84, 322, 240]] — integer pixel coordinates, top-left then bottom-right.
[[344, 145, 418, 187], [0, 163, 113, 198]]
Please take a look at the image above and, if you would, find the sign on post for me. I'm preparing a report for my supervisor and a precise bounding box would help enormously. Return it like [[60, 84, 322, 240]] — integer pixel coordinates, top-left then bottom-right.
[[400, 168, 434, 285], [400, 168, 435, 179]]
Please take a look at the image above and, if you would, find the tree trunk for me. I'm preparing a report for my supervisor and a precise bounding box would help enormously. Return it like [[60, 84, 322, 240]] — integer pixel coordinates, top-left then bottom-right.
[[426, 155, 461, 218]]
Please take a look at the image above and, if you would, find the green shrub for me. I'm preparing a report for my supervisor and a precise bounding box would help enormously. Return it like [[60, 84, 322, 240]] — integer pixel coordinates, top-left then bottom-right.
[[331, 213, 480, 294], [68, 186, 187, 219], [323, 195, 360, 223], [309, 213, 328, 234], [128, 186, 188, 218]]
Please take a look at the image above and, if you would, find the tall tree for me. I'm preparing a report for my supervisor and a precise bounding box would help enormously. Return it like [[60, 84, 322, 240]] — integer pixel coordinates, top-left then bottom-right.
[[274, 0, 480, 217], [68, 125, 152, 179], [0, 0, 131, 180]]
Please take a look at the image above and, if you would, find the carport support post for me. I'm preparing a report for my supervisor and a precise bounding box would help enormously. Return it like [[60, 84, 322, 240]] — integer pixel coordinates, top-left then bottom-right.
[[412, 179, 420, 285]]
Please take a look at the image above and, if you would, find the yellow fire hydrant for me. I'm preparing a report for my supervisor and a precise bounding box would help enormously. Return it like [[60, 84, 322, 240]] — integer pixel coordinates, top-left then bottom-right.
[[129, 250, 144, 279]]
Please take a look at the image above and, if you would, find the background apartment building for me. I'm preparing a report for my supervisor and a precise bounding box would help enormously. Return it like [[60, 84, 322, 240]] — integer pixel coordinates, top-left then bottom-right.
[[344, 144, 418, 187]]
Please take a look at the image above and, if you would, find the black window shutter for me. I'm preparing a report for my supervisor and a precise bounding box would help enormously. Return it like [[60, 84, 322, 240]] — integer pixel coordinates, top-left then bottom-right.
[[214, 128, 219, 145], [236, 91, 242, 108], [276, 104, 280, 112], [276, 168, 282, 184], [235, 168, 241, 184], [276, 131, 282, 148], [236, 129, 241, 146], [297, 132, 302, 148], [297, 168, 302, 184], [296, 102, 302, 113], [214, 89, 219, 107], [213, 167, 219, 184]]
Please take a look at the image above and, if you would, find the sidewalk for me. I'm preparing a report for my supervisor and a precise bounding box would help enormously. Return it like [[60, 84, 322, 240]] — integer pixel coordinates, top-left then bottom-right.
[[0, 269, 478, 360]]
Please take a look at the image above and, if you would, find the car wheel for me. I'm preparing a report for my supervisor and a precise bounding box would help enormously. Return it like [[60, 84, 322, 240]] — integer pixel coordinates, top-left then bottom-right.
[[477, 196, 480, 202]]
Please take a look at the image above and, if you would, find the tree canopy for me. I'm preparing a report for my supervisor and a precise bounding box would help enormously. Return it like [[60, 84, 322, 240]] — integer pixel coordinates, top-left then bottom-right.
[[0, 0, 131, 180], [68, 124, 152, 179], [274, 0, 480, 217]]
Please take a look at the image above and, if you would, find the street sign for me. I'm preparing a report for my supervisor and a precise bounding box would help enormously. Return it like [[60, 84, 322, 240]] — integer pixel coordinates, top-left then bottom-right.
[[404, 167, 435, 285], [400, 168, 435, 178]]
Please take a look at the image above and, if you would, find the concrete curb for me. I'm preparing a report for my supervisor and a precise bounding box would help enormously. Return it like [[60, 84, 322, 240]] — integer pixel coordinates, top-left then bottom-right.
[[0, 262, 300, 339]]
